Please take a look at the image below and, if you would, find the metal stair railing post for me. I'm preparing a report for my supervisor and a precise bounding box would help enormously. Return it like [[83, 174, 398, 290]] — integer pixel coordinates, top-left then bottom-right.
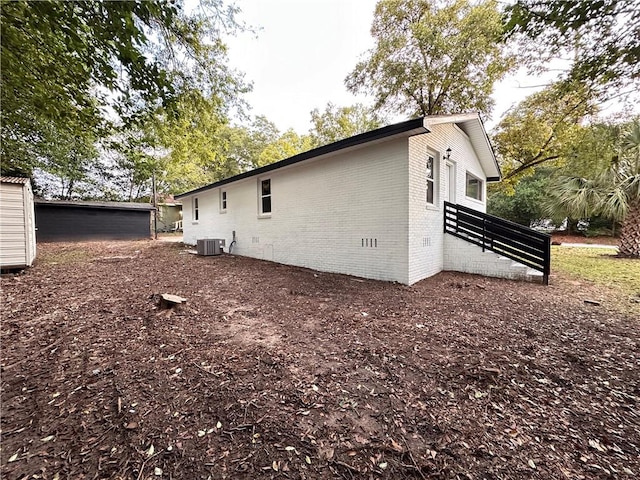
[[543, 235, 551, 286], [482, 216, 486, 252]]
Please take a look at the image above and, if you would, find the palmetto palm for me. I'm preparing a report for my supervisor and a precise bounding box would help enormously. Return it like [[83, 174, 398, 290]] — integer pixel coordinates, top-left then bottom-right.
[[550, 120, 640, 257]]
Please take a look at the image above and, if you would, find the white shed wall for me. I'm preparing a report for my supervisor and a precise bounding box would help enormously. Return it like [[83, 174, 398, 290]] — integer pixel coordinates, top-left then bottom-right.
[[0, 181, 36, 268], [183, 138, 410, 283], [407, 123, 488, 285]]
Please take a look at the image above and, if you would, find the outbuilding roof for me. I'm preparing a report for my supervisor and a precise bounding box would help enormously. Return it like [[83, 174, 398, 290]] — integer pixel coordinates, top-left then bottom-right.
[[176, 114, 500, 199], [0, 176, 31, 184], [34, 199, 155, 211]]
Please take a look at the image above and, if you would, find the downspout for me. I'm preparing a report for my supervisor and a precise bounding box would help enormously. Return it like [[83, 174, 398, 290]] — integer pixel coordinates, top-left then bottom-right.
[[229, 230, 237, 254]]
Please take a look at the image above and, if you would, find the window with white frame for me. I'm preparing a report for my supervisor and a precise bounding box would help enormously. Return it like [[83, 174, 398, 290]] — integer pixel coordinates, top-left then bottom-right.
[[465, 172, 483, 201], [220, 190, 227, 212], [260, 179, 271, 214], [426, 154, 435, 205], [193, 197, 199, 221]]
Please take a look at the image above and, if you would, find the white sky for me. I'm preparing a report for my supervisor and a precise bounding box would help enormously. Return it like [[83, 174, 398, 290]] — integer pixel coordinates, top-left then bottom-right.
[[224, 0, 633, 134], [225, 0, 379, 132]]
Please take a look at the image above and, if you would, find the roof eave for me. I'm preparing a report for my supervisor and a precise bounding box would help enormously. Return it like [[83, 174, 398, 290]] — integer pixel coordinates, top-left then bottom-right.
[[475, 114, 502, 181], [34, 200, 155, 211], [175, 117, 428, 199]]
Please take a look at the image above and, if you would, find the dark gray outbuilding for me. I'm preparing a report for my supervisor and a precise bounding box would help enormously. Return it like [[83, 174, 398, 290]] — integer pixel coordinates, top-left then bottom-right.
[[35, 200, 154, 242]]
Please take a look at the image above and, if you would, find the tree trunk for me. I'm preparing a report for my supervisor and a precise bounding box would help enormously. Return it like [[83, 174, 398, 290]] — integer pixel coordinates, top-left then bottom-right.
[[128, 177, 134, 202], [566, 218, 580, 235], [618, 198, 640, 257]]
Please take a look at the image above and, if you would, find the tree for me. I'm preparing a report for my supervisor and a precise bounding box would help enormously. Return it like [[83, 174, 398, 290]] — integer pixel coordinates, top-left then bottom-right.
[[105, 125, 161, 202], [491, 83, 598, 187], [546, 119, 640, 257], [220, 116, 281, 171], [152, 90, 239, 195], [309, 103, 383, 145], [35, 124, 101, 200], [487, 169, 551, 226], [258, 130, 316, 167], [1, 1, 169, 176], [1, 0, 248, 188], [345, 0, 513, 117], [504, 0, 640, 95]]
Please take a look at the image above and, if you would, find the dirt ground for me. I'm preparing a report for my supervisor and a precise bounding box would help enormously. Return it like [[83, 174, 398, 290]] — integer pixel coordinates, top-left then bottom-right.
[[1, 240, 638, 480], [551, 234, 619, 246]]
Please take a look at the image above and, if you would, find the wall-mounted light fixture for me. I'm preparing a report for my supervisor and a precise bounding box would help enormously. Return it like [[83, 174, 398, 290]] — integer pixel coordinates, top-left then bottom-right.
[[444, 147, 452, 160]]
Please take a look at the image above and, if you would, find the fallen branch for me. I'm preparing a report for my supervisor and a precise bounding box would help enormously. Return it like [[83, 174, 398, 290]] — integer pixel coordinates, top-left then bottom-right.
[[88, 425, 116, 449], [402, 436, 427, 480], [136, 451, 163, 480], [331, 460, 361, 474]]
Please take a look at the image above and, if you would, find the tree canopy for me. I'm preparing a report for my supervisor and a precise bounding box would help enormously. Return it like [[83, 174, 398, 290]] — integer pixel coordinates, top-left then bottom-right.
[[219, 116, 281, 172], [504, 0, 640, 95], [491, 83, 599, 187], [309, 103, 383, 145], [487, 169, 551, 226], [345, 0, 513, 117], [1, 0, 248, 199], [545, 119, 640, 256]]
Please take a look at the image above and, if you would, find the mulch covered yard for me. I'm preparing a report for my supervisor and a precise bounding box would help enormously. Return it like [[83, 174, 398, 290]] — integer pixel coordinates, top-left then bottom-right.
[[1, 240, 638, 479]]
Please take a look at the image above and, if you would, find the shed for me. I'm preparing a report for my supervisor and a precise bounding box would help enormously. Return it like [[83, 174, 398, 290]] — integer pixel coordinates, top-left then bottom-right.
[[35, 200, 154, 242], [0, 177, 36, 268], [157, 202, 183, 232]]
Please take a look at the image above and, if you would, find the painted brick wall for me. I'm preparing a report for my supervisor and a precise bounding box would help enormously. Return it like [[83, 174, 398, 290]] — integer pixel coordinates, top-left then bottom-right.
[[182, 138, 411, 283], [443, 235, 530, 281], [182, 121, 495, 285], [407, 123, 488, 284]]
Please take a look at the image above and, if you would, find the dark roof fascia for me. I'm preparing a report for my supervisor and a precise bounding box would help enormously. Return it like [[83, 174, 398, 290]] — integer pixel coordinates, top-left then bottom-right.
[[175, 117, 428, 199], [34, 199, 155, 211]]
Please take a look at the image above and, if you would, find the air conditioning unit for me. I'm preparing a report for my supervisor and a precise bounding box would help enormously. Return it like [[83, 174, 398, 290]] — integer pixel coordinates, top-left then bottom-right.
[[197, 239, 225, 256]]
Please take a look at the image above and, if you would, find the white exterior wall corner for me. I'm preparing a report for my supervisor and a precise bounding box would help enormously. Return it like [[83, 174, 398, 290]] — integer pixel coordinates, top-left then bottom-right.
[[407, 124, 489, 285], [182, 138, 411, 284]]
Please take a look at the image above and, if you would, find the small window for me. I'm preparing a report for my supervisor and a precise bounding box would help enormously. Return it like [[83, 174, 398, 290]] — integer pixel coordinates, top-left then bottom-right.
[[193, 197, 199, 221], [426, 155, 435, 205], [220, 190, 227, 212], [260, 179, 271, 214], [466, 173, 483, 201]]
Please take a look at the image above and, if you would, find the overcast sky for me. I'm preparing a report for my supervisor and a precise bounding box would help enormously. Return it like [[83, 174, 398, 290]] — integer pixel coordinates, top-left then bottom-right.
[[223, 0, 629, 134]]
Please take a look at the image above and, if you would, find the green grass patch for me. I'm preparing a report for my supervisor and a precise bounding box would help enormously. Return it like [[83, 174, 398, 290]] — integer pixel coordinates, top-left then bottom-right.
[[38, 247, 92, 266], [552, 246, 640, 312]]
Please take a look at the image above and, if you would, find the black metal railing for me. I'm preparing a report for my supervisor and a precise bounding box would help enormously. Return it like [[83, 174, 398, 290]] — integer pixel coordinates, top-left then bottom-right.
[[444, 201, 551, 285]]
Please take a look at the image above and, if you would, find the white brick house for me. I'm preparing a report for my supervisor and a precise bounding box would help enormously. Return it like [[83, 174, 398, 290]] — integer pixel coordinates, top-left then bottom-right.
[[176, 114, 548, 285]]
